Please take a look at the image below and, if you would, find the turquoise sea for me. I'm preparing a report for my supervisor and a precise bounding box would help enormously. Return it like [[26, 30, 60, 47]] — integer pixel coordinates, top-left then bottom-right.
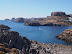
[[0, 20, 72, 45]]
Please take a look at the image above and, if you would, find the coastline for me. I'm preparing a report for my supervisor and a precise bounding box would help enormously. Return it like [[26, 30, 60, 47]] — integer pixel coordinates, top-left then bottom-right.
[[0, 24, 72, 54]]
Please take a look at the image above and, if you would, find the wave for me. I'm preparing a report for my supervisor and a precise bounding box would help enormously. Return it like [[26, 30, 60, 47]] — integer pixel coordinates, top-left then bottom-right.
[[39, 28, 47, 31]]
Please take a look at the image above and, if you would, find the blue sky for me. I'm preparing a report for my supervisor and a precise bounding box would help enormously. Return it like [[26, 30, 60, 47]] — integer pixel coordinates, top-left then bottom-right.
[[0, 0, 72, 20]]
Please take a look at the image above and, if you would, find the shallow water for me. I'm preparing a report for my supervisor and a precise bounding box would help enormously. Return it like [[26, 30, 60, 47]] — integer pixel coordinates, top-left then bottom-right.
[[0, 20, 72, 45]]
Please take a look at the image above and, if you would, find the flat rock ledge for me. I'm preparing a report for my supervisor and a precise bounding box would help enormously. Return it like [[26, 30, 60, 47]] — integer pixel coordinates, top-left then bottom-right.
[[56, 29, 72, 42]]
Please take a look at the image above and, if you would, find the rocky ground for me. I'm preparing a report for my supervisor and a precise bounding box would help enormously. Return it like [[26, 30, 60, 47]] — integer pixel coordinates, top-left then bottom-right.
[[1, 40, 72, 54], [0, 24, 72, 54], [30, 40, 72, 54]]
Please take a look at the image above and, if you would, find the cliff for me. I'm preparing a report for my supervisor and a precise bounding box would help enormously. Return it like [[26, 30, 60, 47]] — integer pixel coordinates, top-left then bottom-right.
[[24, 16, 71, 26], [51, 12, 66, 16], [24, 12, 72, 26], [14, 18, 25, 23], [24, 21, 41, 26], [69, 14, 72, 17]]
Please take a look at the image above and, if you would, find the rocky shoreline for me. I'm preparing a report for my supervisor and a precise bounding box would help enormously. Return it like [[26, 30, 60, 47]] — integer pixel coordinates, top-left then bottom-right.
[[24, 12, 72, 26], [5, 12, 72, 26], [24, 20, 67, 26], [56, 29, 72, 43], [0, 24, 72, 54]]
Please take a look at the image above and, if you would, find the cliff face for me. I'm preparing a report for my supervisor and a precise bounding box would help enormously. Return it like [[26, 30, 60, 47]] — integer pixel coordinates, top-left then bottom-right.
[[51, 12, 66, 16], [14, 18, 25, 23], [24, 20, 66, 26], [24, 16, 71, 26], [24, 12, 72, 26], [69, 14, 72, 17], [24, 21, 41, 26]]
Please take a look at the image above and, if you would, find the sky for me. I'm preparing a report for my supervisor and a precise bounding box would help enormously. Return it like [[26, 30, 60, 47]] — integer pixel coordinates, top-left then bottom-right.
[[0, 0, 72, 20]]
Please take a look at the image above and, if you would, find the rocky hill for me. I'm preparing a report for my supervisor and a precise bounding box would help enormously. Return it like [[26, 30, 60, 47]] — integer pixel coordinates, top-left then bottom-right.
[[24, 12, 72, 26]]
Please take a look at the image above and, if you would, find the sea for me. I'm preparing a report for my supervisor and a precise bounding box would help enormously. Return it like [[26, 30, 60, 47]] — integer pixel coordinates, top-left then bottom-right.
[[0, 20, 72, 45]]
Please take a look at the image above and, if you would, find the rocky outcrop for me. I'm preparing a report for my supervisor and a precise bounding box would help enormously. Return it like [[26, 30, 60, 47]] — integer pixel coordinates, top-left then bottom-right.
[[0, 44, 24, 54], [0, 31, 30, 49], [14, 18, 24, 23], [11, 18, 15, 22], [24, 12, 72, 26], [56, 29, 72, 42], [69, 14, 72, 17], [24, 20, 66, 26], [0, 25, 32, 54], [5, 19, 10, 21], [24, 21, 41, 26], [51, 12, 67, 16], [0, 25, 31, 51], [0, 24, 10, 30]]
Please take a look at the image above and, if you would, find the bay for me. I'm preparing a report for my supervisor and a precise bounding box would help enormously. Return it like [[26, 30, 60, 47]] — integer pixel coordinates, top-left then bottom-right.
[[0, 20, 72, 45]]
